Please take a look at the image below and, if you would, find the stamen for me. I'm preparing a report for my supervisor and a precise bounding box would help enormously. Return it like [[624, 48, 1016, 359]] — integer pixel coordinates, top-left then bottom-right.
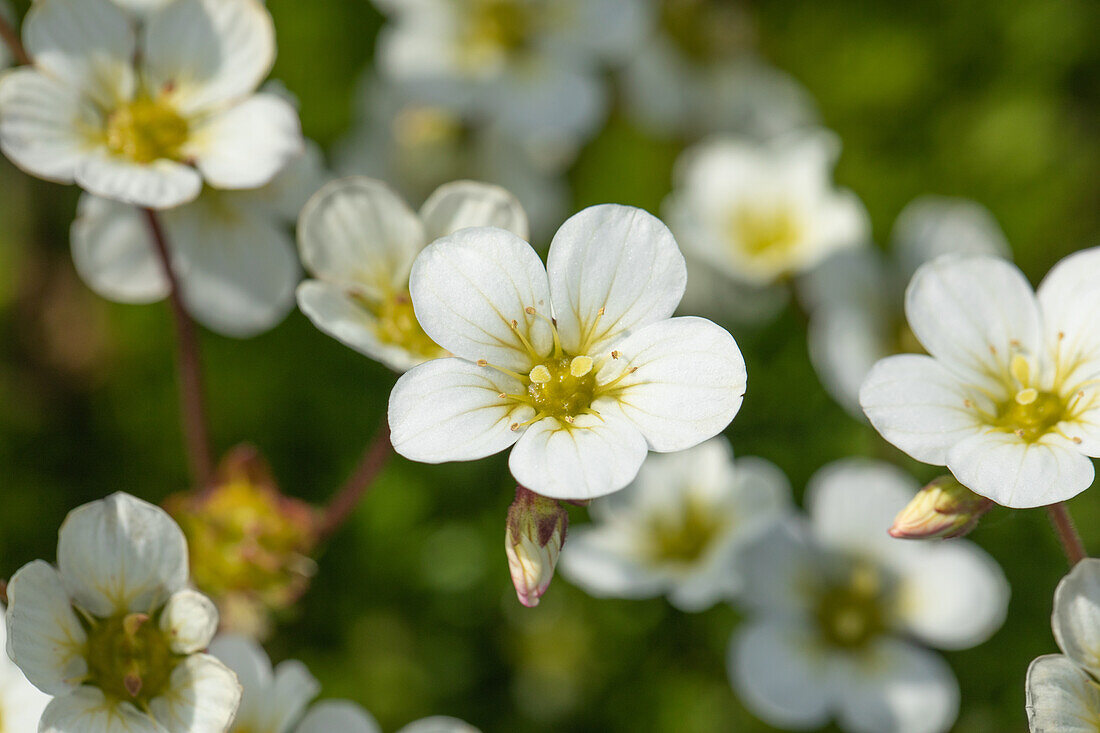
[[509, 319, 542, 361], [525, 305, 563, 358], [570, 356, 594, 378], [476, 359, 527, 382]]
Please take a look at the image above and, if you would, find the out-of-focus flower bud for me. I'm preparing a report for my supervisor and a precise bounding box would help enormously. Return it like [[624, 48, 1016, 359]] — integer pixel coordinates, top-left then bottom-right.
[[506, 486, 569, 608], [889, 475, 993, 540], [164, 445, 319, 639]]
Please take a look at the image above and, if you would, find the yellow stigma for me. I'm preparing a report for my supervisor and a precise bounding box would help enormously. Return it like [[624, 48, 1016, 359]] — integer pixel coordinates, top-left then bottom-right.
[[814, 562, 888, 650], [105, 97, 190, 164], [85, 612, 177, 703], [728, 205, 802, 262], [529, 364, 552, 384], [569, 356, 593, 378]]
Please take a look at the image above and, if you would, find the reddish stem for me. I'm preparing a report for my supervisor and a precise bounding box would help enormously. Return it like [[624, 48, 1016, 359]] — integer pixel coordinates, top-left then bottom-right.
[[1047, 502, 1087, 567], [0, 12, 29, 66], [318, 422, 393, 542], [143, 209, 214, 489]]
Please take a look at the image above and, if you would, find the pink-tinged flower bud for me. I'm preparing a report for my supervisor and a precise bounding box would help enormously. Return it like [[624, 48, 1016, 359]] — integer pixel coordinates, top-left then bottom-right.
[[506, 486, 569, 608], [889, 475, 993, 540]]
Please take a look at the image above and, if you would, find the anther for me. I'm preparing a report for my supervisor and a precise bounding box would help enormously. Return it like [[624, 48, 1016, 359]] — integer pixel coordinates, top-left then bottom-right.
[[477, 359, 489, 367], [611, 350, 620, 359], [529, 365, 552, 384], [963, 399, 973, 408], [510, 422, 520, 431], [1074, 437, 1083, 444], [525, 306, 536, 315], [570, 356, 594, 377]]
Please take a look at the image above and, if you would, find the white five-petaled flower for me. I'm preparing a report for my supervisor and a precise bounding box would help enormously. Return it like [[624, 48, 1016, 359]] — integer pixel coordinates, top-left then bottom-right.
[[559, 437, 791, 611], [296, 177, 529, 373], [729, 460, 1009, 733], [0, 0, 303, 209], [663, 129, 870, 288], [5, 492, 241, 732], [70, 143, 326, 338], [387, 203, 747, 500], [804, 196, 1010, 417], [1026, 558, 1100, 733], [0, 605, 51, 732], [860, 247, 1100, 508], [371, 0, 649, 163], [210, 634, 480, 733]]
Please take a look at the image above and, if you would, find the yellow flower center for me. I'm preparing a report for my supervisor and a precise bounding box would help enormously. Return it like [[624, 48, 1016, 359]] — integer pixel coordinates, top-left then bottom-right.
[[84, 612, 176, 704], [813, 562, 888, 650], [392, 105, 467, 150], [526, 356, 597, 419], [105, 97, 190, 165], [979, 355, 1068, 443], [645, 499, 724, 566], [465, 0, 531, 56], [358, 290, 445, 361], [729, 205, 802, 263], [661, 0, 750, 62]]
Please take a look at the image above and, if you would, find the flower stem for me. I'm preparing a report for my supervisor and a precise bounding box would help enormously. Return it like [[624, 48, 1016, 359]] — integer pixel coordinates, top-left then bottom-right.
[[1047, 502, 1087, 567], [0, 12, 29, 66], [318, 422, 393, 542], [143, 209, 214, 489]]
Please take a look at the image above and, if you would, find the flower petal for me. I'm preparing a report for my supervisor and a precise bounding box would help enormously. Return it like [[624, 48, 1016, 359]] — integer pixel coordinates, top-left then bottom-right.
[[57, 492, 189, 617], [395, 717, 481, 733], [148, 653, 242, 733], [169, 199, 299, 338], [295, 700, 382, 733], [75, 150, 203, 209], [0, 68, 101, 184], [389, 357, 533, 463], [727, 620, 833, 730], [599, 316, 746, 453], [143, 0, 274, 115], [894, 540, 1009, 651], [737, 520, 815, 616], [419, 180, 529, 242], [5, 560, 87, 695], [1037, 246, 1100, 392], [409, 226, 553, 371], [558, 525, 666, 602], [1052, 558, 1100, 677], [809, 304, 890, 418], [946, 430, 1094, 508], [298, 177, 424, 294], [159, 589, 218, 655], [71, 195, 170, 304], [188, 93, 303, 191], [40, 688, 166, 733], [23, 0, 135, 108], [904, 254, 1041, 390], [207, 634, 272, 729], [890, 196, 1010, 280], [546, 204, 686, 354], [835, 638, 959, 733], [859, 354, 984, 465], [507, 407, 649, 500], [1026, 654, 1100, 733]]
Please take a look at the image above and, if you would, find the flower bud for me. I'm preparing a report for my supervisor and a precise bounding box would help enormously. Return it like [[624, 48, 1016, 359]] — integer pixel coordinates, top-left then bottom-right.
[[889, 475, 993, 540], [506, 486, 568, 607]]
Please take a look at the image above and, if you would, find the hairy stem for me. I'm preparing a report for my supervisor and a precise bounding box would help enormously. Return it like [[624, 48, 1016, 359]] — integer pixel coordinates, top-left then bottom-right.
[[318, 422, 393, 542], [0, 12, 29, 66], [143, 209, 214, 489], [1047, 502, 1087, 567]]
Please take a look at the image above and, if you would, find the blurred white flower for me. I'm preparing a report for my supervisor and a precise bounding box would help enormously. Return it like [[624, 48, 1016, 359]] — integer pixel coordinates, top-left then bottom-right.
[[805, 196, 1010, 417], [211, 634, 480, 733], [1026, 558, 1100, 733], [335, 75, 569, 244], [6, 492, 241, 732], [70, 143, 325, 338], [729, 460, 1009, 733], [0, 0, 302, 209], [371, 0, 649, 162], [860, 247, 1100, 508], [0, 605, 50, 732], [296, 176, 528, 372], [388, 204, 746, 500], [560, 437, 791, 611], [664, 129, 870, 295]]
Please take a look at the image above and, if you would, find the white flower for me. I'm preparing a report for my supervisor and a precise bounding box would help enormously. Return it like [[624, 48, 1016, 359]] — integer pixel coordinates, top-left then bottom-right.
[[372, 0, 649, 161], [0, 0, 303, 209], [1026, 558, 1100, 732], [664, 129, 870, 288], [860, 247, 1100, 508], [334, 74, 569, 243], [210, 634, 480, 733], [559, 437, 791, 611], [0, 605, 51, 732], [805, 196, 1010, 417], [70, 143, 325, 338], [296, 177, 529, 372], [388, 203, 747, 500], [729, 460, 1009, 733], [5, 492, 241, 732]]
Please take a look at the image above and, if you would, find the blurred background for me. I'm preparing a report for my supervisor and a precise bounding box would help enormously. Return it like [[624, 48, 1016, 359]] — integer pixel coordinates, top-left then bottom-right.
[[1, 0, 1099, 730]]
